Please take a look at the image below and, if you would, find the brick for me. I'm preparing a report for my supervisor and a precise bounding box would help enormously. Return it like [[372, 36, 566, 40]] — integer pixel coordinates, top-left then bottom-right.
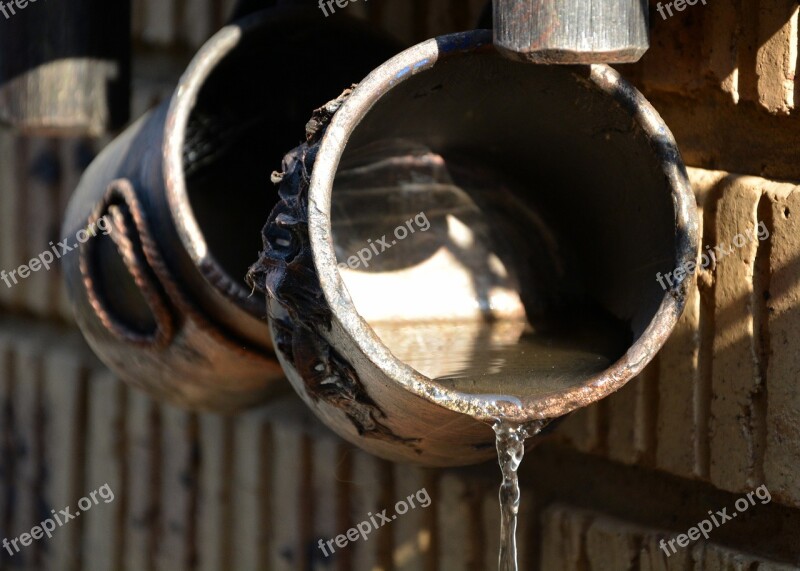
[[696, 542, 794, 570], [0, 332, 12, 563], [56, 137, 96, 324], [23, 137, 59, 318], [755, 0, 798, 114], [41, 341, 87, 571], [348, 451, 390, 571], [269, 423, 306, 571], [392, 463, 435, 571], [736, 0, 761, 103], [0, 129, 21, 310], [763, 183, 800, 506], [640, 535, 691, 571], [556, 402, 607, 455], [9, 335, 44, 569], [155, 405, 195, 571], [437, 473, 472, 570], [703, 0, 742, 103], [124, 390, 158, 571], [82, 370, 124, 571], [140, 0, 177, 46], [539, 505, 590, 570], [180, 0, 214, 50], [585, 517, 640, 570], [709, 176, 764, 491], [656, 265, 702, 476], [197, 414, 232, 571], [311, 434, 343, 571], [231, 411, 270, 571], [607, 360, 658, 467], [482, 484, 501, 571]]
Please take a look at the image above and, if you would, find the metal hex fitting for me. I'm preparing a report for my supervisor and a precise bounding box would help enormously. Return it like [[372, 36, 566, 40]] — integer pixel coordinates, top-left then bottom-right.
[[493, 0, 650, 64], [251, 30, 697, 466]]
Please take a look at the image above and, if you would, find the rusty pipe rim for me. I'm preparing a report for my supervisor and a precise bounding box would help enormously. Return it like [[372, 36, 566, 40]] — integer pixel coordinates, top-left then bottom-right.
[[163, 13, 266, 315], [308, 30, 698, 425]]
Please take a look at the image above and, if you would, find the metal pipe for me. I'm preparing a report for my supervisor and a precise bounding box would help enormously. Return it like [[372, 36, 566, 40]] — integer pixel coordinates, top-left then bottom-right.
[[62, 8, 401, 412], [493, 0, 649, 64], [249, 30, 698, 466]]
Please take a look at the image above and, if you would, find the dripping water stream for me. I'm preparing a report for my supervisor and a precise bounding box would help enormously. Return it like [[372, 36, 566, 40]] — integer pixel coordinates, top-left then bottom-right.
[[493, 419, 547, 571]]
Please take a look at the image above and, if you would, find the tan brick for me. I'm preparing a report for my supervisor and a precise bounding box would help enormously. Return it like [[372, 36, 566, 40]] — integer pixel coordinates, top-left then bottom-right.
[[556, 403, 606, 455], [709, 176, 764, 491], [755, 0, 798, 114], [608, 361, 658, 467], [654, 168, 713, 478], [736, 0, 761, 103], [703, 0, 742, 103], [763, 184, 800, 506], [656, 270, 703, 476]]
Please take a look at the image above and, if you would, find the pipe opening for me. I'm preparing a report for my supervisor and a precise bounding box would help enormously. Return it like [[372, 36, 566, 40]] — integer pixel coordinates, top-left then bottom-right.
[[179, 10, 400, 302], [329, 51, 678, 401]]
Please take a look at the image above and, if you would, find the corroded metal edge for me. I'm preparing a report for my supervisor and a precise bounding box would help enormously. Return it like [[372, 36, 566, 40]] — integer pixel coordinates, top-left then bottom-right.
[[247, 91, 421, 450]]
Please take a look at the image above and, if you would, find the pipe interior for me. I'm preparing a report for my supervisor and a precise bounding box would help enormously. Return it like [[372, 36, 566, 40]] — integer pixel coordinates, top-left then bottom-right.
[[331, 50, 676, 399], [182, 12, 399, 299]]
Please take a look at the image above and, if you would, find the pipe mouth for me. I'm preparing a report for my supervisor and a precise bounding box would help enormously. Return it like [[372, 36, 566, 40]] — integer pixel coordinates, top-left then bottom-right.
[[163, 16, 257, 315], [163, 8, 400, 319], [308, 30, 698, 424]]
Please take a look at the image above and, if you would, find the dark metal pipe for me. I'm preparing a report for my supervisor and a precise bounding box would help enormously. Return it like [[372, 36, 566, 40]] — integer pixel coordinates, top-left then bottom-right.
[[250, 30, 697, 466], [62, 8, 401, 412]]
